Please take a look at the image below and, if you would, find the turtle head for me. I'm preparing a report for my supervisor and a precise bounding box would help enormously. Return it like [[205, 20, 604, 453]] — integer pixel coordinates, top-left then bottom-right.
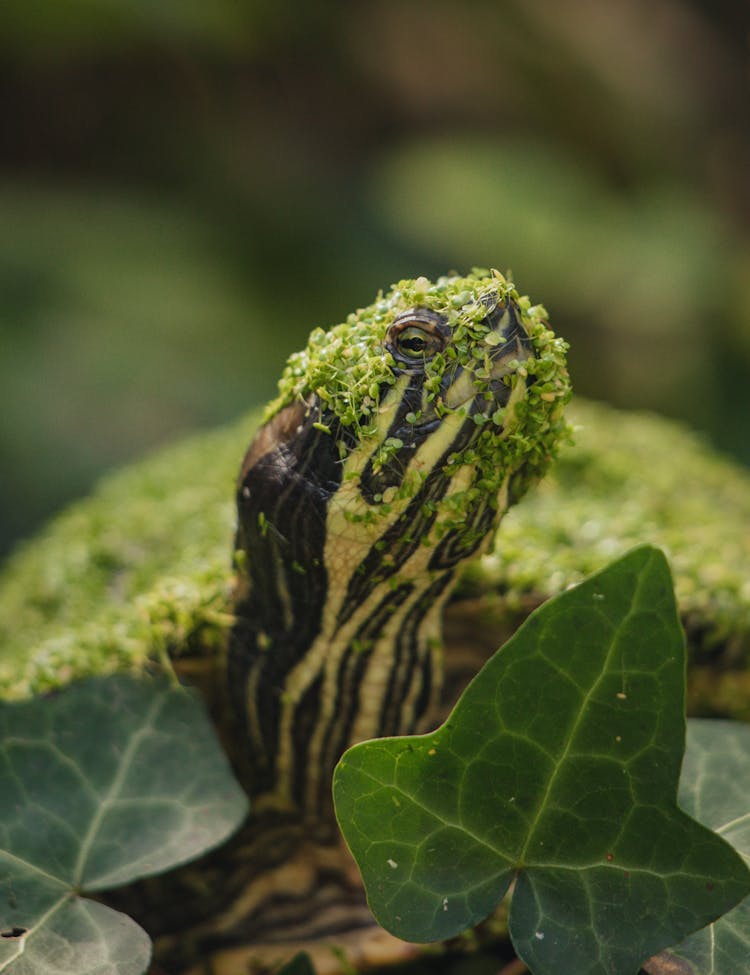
[[236, 269, 571, 575]]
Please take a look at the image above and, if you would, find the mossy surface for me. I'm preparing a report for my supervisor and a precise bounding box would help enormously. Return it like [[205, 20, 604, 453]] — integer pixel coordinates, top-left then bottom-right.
[[473, 401, 750, 656], [1, 400, 749, 700], [0, 415, 258, 698]]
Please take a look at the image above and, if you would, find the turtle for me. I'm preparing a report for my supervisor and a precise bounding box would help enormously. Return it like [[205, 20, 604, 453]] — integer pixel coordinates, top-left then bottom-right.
[[111, 268, 572, 974], [1, 269, 750, 975]]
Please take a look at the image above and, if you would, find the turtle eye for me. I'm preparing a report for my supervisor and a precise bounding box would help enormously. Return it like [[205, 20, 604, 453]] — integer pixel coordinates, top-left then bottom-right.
[[387, 311, 449, 366], [395, 325, 441, 358]]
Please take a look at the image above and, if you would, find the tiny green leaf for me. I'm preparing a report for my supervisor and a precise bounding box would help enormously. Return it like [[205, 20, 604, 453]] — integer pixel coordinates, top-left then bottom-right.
[[275, 952, 316, 975], [0, 675, 249, 975], [333, 547, 750, 975], [645, 720, 750, 975]]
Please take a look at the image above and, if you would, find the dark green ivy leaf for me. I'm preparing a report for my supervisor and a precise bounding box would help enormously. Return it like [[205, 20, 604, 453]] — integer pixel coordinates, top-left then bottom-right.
[[643, 720, 750, 975], [0, 675, 249, 975], [333, 547, 750, 975]]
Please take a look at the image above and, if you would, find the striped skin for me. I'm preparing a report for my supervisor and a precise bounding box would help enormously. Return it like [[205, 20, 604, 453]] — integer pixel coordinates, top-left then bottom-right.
[[229, 300, 532, 821]]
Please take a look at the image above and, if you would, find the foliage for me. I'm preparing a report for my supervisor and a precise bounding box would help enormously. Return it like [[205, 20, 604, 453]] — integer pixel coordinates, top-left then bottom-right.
[[334, 547, 750, 974], [650, 720, 750, 974], [0, 676, 248, 975]]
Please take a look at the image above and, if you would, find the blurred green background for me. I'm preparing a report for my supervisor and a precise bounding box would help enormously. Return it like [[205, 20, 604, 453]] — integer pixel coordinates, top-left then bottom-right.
[[1, 0, 749, 558]]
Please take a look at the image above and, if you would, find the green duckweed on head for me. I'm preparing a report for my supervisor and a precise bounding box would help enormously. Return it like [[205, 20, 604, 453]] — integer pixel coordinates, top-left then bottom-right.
[[269, 268, 572, 520]]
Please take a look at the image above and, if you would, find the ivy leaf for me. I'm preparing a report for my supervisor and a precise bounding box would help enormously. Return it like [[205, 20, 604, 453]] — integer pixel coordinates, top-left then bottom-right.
[[0, 675, 249, 975], [0, 899, 149, 975], [644, 720, 750, 975], [333, 547, 750, 975]]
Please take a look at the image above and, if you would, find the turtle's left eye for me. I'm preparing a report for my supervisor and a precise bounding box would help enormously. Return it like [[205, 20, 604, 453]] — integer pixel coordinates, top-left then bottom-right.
[[387, 311, 449, 366], [396, 325, 441, 358]]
